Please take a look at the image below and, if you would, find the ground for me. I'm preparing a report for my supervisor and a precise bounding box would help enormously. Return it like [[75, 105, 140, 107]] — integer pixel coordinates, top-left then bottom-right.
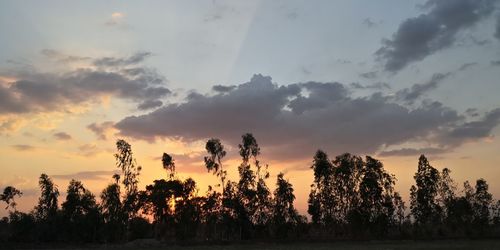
[[4, 239, 500, 250]]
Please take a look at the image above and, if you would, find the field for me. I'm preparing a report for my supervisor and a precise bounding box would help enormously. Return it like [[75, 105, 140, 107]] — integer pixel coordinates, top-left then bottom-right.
[[4, 240, 500, 250]]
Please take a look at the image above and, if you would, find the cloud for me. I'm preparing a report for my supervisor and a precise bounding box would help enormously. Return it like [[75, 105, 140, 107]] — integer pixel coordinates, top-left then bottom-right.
[[93, 52, 152, 68], [458, 62, 478, 71], [362, 18, 378, 28], [11, 144, 35, 151], [53, 132, 72, 141], [439, 108, 500, 145], [52, 170, 120, 181], [212, 85, 236, 93], [105, 12, 127, 27], [359, 71, 378, 79], [87, 121, 115, 140], [495, 15, 500, 40], [395, 72, 452, 104], [115, 74, 498, 161], [376, 0, 496, 72], [491, 60, 500, 66], [41, 49, 90, 63], [0, 52, 170, 115], [350, 82, 390, 90], [378, 147, 447, 157]]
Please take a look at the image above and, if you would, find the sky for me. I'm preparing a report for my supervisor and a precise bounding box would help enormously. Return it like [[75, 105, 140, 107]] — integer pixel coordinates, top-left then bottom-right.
[[1, 0, 500, 217]]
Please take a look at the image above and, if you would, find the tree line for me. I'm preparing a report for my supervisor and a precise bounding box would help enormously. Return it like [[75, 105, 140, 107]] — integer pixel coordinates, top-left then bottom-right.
[[1, 133, 500, 243]]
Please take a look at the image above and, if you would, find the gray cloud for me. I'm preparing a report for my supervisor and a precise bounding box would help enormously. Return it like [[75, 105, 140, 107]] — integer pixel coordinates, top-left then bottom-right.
[[439, 108, 500, 145], [11, 144, 35, 151], [212, 85, 236, 93], [378, 147, 447, 157], [495, 15, 500, 40], [115, 74, 497, 161], [53, 132, 72, 141], [362, 18, 377, 28], [395, 72, 452, 104], [41, 49, 90, 63], [0, 52, 170, 114], [491, 60, 500, 66], [52, 170, 120, 181], [138, 99, 163, 110], [350, 82, 391, 90], [458, 62, 478, 71], [93, 52, 152, 68], [376, 0, 495, 72], [87, 121, 115, 140], [359, 71, 378, 79]]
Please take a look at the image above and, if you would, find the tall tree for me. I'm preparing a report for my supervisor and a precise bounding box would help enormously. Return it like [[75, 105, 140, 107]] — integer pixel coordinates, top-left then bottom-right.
[[0, 186, 22, 211], [409, 155, 442, 225], [308, 150, 335, 225], [62, 179, 100, 242], [472, 179, 492, 228], [114, 139, 142, 219], [35, 173, 59, 221], [162, 152, 176, 179], [272, 172, 301, 238], [204, 138, 227, 195], [100, 180, 125, 242]]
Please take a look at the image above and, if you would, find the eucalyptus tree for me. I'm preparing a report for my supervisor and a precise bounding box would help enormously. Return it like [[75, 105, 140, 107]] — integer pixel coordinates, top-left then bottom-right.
[[204, 138, 227, 195], [409, 155, 442, 225], [0, 186, 22, 211], [114, 139, 142, 219]]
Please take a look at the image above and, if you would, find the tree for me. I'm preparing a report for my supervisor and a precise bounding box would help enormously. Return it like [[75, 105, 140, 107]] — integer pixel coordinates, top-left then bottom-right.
[[62, 179, 100, 242], [162, 152, 175, 179], [472, 179, 492, 231], [308, 150, 335, 225], [35, 174, 59, 221], [100, 181, 125, 242], [238, 133, 271, 228], [357, 156, 396, 235], [332, 153, 364, 223], [409, 155, 441, 226], [114, 139, 142, 220], [204, 138, 227, 195], [0, 186, 22, 211], [272, 172, 301, 238]]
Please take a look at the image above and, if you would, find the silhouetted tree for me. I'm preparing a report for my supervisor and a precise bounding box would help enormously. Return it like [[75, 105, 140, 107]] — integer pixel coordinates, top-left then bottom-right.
[[34, 173, 60, 241], [114, 139, 142, 238], [162, 152, 176, 179], [472, 178, 492, 235], [204, 138, 227, 193], [100, 180, 125, 242], [409, 155, 442, 227], [0, 186, 22, 211], [61, 179, 100, 242], [356, 156, 396, 236], [308, 150, 335, 225], [272, 172, 301, 238]]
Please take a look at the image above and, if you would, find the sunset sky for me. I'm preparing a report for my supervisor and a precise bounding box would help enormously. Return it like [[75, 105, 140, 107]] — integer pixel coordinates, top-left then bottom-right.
[[1, 0, 500, 217]]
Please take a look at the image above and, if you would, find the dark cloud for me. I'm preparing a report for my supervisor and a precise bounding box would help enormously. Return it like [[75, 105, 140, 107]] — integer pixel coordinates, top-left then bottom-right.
[[93, 52, 152, 68], [41, 49, 90, 63], [11, 144, 35, 151], [362, 18, 377, 28], [52, 170, 120, 181], [87, 121, 115, 140], [350, 82, 391, 90], [359, 71, 378, 79], [395, 72, 452, 104], [53, 132, 72, 141], [115, 74, 497, 160], [458, 62, 478, 71], [0, 53, 170, 114], [138, 99, 163, 110], [491, 60, 500, 66], [378, 147, 447, 157], [440, 108, 500, 145], [465, 108, 479, 117], [212, 85, 236, 93], [376, 0, 495, 72], [495, 15, 500, 40]]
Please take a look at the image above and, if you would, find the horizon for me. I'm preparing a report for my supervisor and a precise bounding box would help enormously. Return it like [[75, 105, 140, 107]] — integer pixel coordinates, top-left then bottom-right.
[[1, 0, 500, 220]]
